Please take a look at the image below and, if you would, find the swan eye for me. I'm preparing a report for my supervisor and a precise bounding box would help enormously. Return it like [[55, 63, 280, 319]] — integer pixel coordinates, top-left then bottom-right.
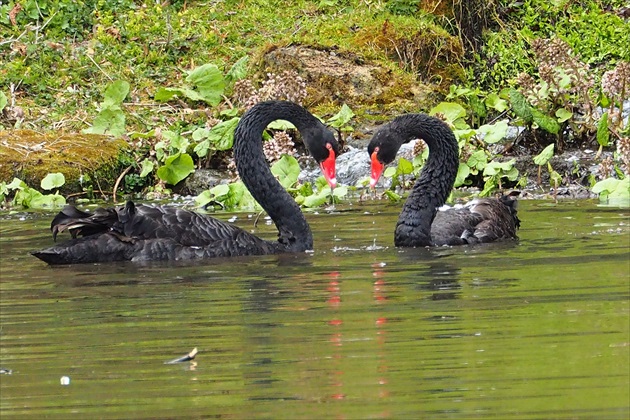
[[325, 143, 332, 150]]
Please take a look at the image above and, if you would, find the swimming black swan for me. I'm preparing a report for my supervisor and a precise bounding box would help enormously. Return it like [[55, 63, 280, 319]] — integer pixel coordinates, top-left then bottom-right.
[[32, 100, 340, 264], [368, 113, 520, 247]]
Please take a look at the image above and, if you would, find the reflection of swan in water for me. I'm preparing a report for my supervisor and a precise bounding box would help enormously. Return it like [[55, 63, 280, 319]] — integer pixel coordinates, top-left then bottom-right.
[[32, 101, 339, 264], [368, 113, 520, 247]]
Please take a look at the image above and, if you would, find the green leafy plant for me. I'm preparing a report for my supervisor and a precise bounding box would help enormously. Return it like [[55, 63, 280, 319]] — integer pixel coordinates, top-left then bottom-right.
[[326, 103, 356, 132], [155, 58, 247, 106], [194, 155, 346, 211], [430, 101, 519, 195], [382, 157, 414, 191], [155, 64, 227, 106], [0, 91, 7, 113], [1, 176, 66, 209], [592, 177, 629, 205], [192, 116, 240, 162], [481, 159, 519, 196], [82, 80, 130, 136]]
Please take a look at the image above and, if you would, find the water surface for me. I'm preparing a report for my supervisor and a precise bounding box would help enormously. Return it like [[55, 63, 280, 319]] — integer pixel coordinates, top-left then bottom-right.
[[1, 200, 628, 419]]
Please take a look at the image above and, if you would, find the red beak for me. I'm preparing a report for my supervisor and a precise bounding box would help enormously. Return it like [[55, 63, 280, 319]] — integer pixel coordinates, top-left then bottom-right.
[[370, 149, 384, 188], [320, 143, 337, 189]]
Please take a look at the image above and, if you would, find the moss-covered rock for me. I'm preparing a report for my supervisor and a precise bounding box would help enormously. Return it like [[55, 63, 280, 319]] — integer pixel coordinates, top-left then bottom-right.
[[0, 130, 129, 194]]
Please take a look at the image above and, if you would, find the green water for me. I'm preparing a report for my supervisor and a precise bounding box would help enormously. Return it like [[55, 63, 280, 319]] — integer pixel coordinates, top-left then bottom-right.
[[0, 200, 628, 419]]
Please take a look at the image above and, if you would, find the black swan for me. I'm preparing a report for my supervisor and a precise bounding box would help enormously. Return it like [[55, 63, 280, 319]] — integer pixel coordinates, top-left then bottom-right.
[[368, 113, 520, 247], [32, 100, 340, 264]]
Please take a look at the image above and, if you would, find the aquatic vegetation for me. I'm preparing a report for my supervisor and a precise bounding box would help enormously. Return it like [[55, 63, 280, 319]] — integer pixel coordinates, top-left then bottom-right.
[[1, 176, 66, 209], [533, 144, 562, 193]]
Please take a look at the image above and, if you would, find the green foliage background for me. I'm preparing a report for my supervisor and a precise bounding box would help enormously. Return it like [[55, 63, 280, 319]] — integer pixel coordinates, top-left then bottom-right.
[[1, 0, 628, 206]]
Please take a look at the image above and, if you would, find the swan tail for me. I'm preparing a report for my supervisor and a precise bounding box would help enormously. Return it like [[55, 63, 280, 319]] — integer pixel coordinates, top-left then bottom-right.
[[32, 233, 134, 265]]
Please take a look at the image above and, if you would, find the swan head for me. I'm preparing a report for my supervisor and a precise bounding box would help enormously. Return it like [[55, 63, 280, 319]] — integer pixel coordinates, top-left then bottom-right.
[[367, 126, 399, 188], [304, 125, 340, 189]]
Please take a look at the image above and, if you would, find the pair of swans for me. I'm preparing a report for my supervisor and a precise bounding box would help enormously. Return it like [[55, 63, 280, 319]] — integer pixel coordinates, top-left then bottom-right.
[[32, 101, 520, 265]]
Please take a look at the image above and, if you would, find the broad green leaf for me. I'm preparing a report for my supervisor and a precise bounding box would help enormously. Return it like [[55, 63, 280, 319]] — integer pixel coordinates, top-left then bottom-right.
[[194, 139, 211, 158], [332, 185, 348, 198], [139, 159, 155, 177], [156, 153, 195, 185], [505, 165, 520, 181], [597, 112, 609, 147], [429, 102, 466, 125], [303, 192, 329, 208], [466, 150, 487, 171], [41, 172, 65, 190], [7, 178, 25, 190], [29, 192, 66, 209], [555, 108, 572, 123], [327, 104, 355, 128], [220, 107, 240, 117], [162, 130, 189, 154], [532, 108, 560, 134], [533, 143, 555, 166], [453, 163, 471, 188], [397, 157, 413, 175], [384, 190, 401, 202], [208, 117, 239, 150], [509, 89, 533, 124], [271, 155, 300, 189], [195, 190, 215, 207], [592, 177, 627, 195], [154, 87, 181, 102], [314, 176, 329, 191], [483, 159, 516, 176], [446, 85, 472, 98], [186, 64, 226, 106], [209, 183, 231, 198], [549, 169, 562, 187], [129, 130, 156, 139], [383, 167, 397, 178], [485, 92, 508, 112], [226, 56, 249, 82], [454, 128, 476, 142], [83, 108, 126, 136], [267, 119, 296, 130], [154, 87, 205, 103], [13, 187, 40, 207], [297, 182, 314, 197], [0, 91, 7, 113], [599, 95, 612, 108], [192, 127, 211, 141], [477, 119, 509, 144], [412, 152, 427, 174], [203, 183, 245, 210], [592, 177, 630, 205], [222, 182, 246, 210], [102, 80, 129, 108]]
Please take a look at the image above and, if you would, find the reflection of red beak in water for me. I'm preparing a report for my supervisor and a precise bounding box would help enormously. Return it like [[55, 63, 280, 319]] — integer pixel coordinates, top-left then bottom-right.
[[320, 143, 337, 189], [370, 147, 384, 188]]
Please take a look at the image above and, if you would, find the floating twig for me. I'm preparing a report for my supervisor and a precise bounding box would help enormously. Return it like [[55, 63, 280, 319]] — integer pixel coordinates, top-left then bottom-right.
[[164, 347, 198, 364]]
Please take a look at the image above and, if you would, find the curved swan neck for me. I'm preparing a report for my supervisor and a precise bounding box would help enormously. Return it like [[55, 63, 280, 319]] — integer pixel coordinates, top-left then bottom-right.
[[233, 101, 315, 252], [392, 114, 460, 247]]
